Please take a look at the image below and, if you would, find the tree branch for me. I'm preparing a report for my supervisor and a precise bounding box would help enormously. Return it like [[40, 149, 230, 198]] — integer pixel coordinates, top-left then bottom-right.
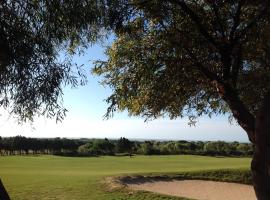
[[220, 46, 232, 80], [232, 1, 269, 45], [231, 45, 242, 86], [168, 1, 256, 142], [214, 82, 255, 143], [211, 2, 226, 39], [184, 48, 221, 82], [168, 0, 219, 49], [229, 0, 244, 43], [185, 48, 255, 143]]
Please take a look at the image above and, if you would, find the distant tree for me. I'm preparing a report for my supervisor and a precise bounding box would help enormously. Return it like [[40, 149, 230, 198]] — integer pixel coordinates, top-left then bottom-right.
[[159, 145, 169, 155], [176, 141, 190, 153], [195, 141, 205, 153], [229, 142, 240, 155], [204, 142, 217, 156], [102, 138, 116, 155], [90, 139, 115, 155], [138, 141, 158, 155], [237, 143, 253, 156], [165, 142, 178, 154], [78, 142, 94, 156], [188, 142, 197, 152], [204, 141, 229, 156], [94, 1, 270, 198], [116, 137, 133, 155]]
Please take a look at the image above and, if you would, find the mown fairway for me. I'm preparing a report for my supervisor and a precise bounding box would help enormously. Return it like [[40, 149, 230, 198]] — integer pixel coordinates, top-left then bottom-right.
[[0, 155, 250, 200]]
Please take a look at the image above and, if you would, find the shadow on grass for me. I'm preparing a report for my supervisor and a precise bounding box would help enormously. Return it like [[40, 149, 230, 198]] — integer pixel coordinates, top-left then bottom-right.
[[0, 179, 10, 200]]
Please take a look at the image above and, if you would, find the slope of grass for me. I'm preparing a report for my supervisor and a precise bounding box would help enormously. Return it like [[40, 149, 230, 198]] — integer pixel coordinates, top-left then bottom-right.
[[0, 155, 251, 200]]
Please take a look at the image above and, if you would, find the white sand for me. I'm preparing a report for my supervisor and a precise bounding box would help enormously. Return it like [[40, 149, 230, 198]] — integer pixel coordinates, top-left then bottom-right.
[[127, 180, 256, 200]]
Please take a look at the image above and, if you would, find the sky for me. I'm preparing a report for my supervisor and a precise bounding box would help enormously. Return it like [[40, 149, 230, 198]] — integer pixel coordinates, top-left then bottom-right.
[[0, 42, 249, 142]]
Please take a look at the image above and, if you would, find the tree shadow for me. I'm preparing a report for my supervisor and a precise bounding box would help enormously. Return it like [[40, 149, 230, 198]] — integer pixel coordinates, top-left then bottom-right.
[[0, 179, 10, 200]]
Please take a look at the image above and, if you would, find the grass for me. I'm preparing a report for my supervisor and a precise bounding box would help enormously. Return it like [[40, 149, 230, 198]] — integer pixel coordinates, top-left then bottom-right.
[[0, 155, 251, 200]]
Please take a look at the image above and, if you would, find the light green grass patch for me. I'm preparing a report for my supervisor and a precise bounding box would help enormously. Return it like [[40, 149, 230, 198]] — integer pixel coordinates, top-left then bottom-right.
[[0, 155, 251, 200]]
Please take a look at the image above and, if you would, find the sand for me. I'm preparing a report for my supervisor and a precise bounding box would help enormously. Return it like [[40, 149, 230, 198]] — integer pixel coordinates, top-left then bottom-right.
[[127, 179, 256, 200]]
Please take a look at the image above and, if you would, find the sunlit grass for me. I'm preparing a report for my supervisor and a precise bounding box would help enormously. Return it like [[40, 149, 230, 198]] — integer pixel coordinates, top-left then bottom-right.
[[0, 155, 251, 200]]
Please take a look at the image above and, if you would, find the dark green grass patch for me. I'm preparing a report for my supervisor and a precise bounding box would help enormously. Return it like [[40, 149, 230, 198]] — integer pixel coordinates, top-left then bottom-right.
[[116, 169, 252, 186]]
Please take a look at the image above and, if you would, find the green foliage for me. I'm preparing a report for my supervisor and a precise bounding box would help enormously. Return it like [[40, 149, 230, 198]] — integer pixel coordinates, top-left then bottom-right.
[[0, 136, 253, 157], [0, 136, 83, 156], [78, 139, 115, 156], [116, 137, 133, 153], [93, 1, 270, 135], [77, 142, 94, 155], [236, 143, 254, 156], [204, 141, 231, 155], [135, 140, 253, 156], [0, 0, 110, 122], [137, 141, 159, 155]]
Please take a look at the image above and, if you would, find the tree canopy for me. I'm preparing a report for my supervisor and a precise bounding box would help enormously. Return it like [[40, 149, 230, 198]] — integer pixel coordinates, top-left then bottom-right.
[[94, 2, 270, 198], [94, 0, 270, 142], [0, 0, 114, 122]]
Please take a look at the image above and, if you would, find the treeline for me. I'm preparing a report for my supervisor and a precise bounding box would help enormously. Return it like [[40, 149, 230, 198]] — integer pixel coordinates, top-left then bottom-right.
[[137, 140, 253, 156], [0, 136, 253, 157], [77, 138, 253, 157], [0, 136, 83, 156]]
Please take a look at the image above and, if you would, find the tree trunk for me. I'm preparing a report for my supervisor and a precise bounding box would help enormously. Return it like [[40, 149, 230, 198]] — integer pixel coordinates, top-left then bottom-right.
[[0, 179, 10, 200], [251, 92, 270, 200]]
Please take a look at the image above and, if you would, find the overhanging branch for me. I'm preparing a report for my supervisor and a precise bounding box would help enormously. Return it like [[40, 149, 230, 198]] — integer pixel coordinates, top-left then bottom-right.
[[229, 0, 244, 44], [168, 0, 219, 49], [232, 1, 270, 45], [184, 47, 221, 82], [185, 48, 255, 142], [211, 2, 226, 39]]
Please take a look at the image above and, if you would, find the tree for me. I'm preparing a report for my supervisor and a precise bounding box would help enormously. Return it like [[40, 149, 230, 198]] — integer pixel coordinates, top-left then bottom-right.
[[237, 143, 253, 156], [95, 138, 115, 155], [94, 1, 270, 199], [0, 0, 111, 122], [116, 137, 133, 154], [0, 0, 109, 198], [204, 141, 231, 156], [138, 141, 158, 155], [78, 142, 94, 156], [81, 139, 116, 155]]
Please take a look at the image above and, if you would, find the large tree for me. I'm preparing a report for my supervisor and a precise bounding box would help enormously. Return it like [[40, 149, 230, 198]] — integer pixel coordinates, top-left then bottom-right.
[[0, 0, 110, 122], [94, 1, 270, 199], [0, 0, 111, 199]]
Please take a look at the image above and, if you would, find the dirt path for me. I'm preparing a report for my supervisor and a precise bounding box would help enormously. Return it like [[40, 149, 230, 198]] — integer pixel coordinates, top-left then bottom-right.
[[127, 180, 256, 200]]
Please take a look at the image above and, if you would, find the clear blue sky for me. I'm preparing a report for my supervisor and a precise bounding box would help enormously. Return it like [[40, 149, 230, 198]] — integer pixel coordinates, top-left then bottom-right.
[[0, 42, 249, 142]]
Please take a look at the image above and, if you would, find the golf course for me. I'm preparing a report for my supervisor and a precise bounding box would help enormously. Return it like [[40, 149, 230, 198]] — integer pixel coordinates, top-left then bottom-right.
[[0, 155, 251, 200]]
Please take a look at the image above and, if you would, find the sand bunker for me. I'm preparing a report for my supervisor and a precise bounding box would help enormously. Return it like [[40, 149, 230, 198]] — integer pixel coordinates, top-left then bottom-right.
[[127, 179, 256, 200]]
